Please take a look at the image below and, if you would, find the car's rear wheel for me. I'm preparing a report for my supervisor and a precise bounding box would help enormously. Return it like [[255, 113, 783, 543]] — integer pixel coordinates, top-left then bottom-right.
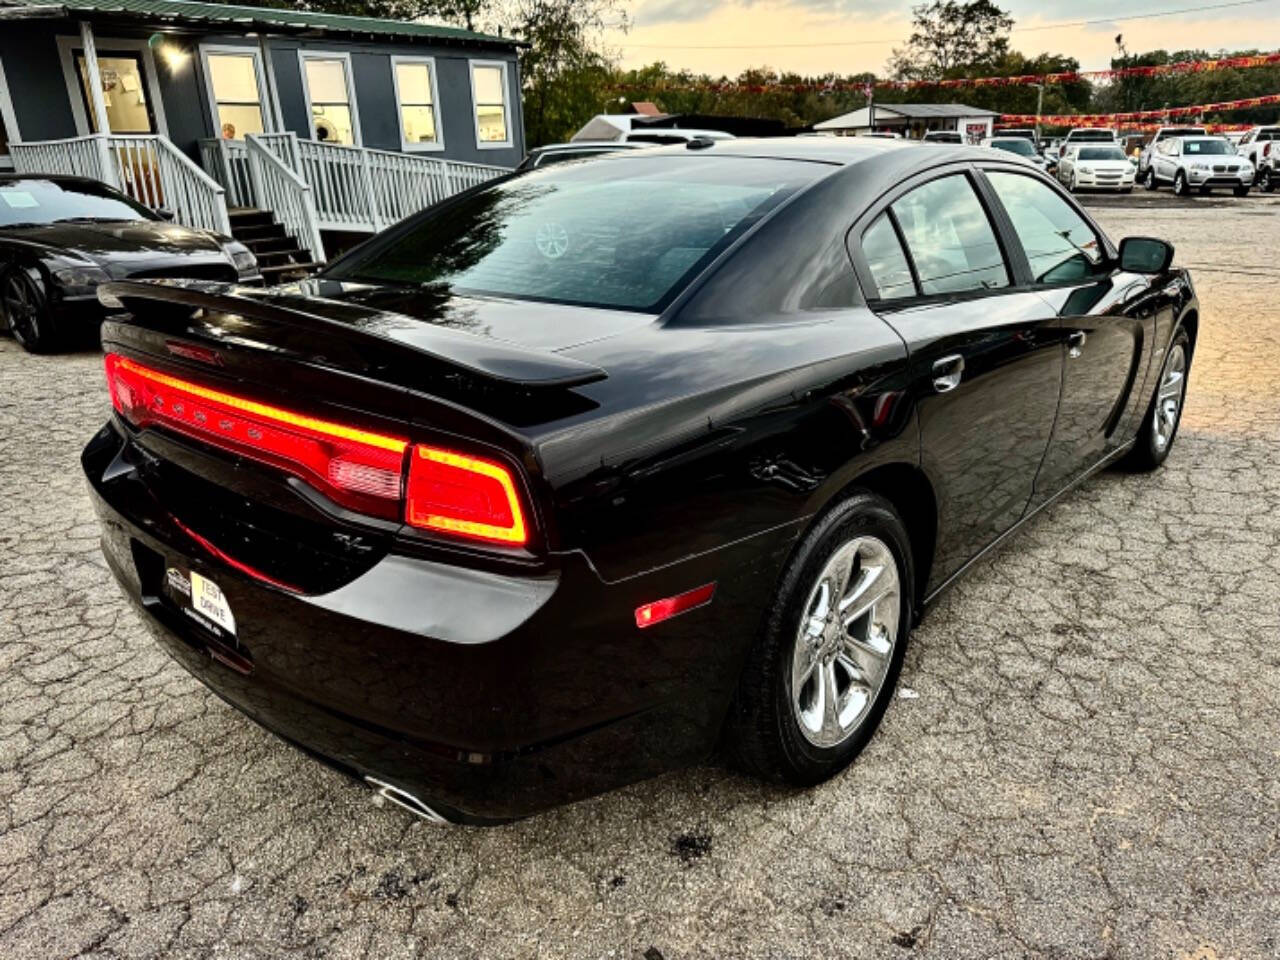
[[1174, 171, 1191, 197], [725, 492, 913, 785], [0, 267, 56, 353], [1121, 328, 1190, 472], [1263, 169, 1276, 193]]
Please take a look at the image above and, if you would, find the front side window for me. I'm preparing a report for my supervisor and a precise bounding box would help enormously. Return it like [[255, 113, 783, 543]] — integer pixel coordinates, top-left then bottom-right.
[[471, 62, 510, 147], [393, 58, 440, 150], [986, 171, 1104, 284], [327, 156, 821, 312], [205, 50, 265, 139], [302, 55, 356, 145], [890, 175, 1008, 296], [861, 214, 915, 300]]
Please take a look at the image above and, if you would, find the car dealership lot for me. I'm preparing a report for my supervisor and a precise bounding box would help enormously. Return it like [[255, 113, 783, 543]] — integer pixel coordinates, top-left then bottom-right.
[[2, 192, 1278, 959]]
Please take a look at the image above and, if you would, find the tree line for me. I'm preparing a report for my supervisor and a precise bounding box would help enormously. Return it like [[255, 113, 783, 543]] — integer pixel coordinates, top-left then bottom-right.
[[261, 0, 1280, 145]]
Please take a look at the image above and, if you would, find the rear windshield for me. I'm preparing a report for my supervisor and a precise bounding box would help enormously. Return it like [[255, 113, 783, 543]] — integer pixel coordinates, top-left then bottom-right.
[[1069, 131, 1115, 142], [1182, 139, 1234, 155], [0, 178, 154, 227], [327, 156, 822, 312], [991, 139, 1035, 156], [1078, 147, 1126, 161]]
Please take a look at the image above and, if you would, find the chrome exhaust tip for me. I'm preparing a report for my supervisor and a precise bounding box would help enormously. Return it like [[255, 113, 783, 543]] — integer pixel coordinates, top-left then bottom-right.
[[364, 776, 451, 824]]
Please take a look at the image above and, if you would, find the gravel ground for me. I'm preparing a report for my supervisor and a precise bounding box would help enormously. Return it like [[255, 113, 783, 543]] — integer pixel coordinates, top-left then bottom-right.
[[2, 193, 1279, 960]]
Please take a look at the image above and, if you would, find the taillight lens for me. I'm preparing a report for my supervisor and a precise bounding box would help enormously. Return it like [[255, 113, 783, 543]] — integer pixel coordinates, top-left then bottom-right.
[[404, 445, 528, 545], [105, 353, 407, 517], [104, 353, 532, 547]]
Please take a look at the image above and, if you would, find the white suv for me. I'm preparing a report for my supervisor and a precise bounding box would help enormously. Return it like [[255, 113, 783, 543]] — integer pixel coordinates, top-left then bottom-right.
[[1236, 125, 1280, 192], [1138, 126, 1206, 178], [1146, 136, 1253, 197]]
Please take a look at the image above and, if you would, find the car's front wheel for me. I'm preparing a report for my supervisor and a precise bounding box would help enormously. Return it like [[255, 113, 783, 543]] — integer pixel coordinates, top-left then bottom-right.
[[726, 492, 913, 785], [1145, 168, 1158, 190], [1174, 171, 1191, 197], [0, 266, 57, 353], [1121, 327, 1190, 472], [1234, 184, 1251, 197]]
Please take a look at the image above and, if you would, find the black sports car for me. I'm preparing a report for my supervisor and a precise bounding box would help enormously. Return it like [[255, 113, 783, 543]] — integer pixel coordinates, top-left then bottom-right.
[[82, 139, 1196, 823], [0, 175, 260, 352]]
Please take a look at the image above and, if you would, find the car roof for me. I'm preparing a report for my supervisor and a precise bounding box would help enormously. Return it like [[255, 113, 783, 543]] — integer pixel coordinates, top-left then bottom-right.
[[533, 142, 647, 153], [0, 173, 99, 185]]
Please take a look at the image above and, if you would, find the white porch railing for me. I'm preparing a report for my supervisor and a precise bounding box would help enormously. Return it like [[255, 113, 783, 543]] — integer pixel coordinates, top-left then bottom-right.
[[245, 134, 325, 263], [201, 133, 509, 234], [13, 133, 231, 236]]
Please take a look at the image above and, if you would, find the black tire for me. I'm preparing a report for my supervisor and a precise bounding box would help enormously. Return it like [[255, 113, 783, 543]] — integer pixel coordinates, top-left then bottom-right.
[[1145, 168, 1158, 190], [1234, 185, 1250, 198], [724, 491, 914, 786], [1173, 171, 1190, 197], [1120, 327, 1191, 472], [0, 266, 57, 353], [1263, 169, 1276, 193]]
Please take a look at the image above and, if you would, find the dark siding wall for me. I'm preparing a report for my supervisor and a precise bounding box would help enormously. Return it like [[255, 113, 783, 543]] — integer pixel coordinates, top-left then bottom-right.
[[267, 37, 524, 167], [0, 23, 77, 141]]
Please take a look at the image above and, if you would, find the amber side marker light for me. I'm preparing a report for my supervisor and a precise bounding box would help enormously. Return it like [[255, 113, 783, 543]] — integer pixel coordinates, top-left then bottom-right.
[[635, 583, 717, 629], [405, 445, 529, 546]]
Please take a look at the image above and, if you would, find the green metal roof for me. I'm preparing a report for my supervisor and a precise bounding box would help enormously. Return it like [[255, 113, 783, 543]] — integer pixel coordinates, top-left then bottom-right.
[[0, 0, 516, 47]]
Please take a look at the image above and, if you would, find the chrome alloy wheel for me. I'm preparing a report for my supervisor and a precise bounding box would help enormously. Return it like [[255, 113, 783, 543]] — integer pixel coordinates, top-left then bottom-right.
[[1153, 342, 1187, 452], [791, 536, 901, 748]]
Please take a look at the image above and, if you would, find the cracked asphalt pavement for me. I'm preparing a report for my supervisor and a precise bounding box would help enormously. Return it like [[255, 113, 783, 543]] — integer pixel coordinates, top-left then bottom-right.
[[3, 195, 1279, 959]]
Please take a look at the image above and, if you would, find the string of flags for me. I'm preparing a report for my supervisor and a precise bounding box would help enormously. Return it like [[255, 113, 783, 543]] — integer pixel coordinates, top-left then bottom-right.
[[999, 92, 1280, 126], [611, 51, 1280, 95]]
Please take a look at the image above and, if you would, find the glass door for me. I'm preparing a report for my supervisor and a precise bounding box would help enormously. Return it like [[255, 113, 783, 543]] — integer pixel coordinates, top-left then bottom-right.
[[75, 50, 157, 134]]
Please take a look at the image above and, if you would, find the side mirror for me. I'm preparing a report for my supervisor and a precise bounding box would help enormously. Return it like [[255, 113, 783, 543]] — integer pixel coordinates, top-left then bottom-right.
[[156, 207, 176, 222], [1118, 236, 1174, 274]]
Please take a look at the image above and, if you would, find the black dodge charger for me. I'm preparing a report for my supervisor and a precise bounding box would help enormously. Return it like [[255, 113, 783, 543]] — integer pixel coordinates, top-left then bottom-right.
[[0, 175, 260, 352], [83, 139, 1196, 823]]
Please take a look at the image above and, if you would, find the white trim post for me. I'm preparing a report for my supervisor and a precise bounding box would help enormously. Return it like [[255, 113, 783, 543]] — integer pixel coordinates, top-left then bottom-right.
[[78, 21, 118, 187]]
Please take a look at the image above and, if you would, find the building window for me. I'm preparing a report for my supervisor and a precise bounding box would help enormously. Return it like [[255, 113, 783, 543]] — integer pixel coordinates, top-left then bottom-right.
[[299, 52, 358, 145], [202, 47, 267, 140], [470, 60, 511, 148], [391, 57, 442, 151], [75, 52, 156, 134]]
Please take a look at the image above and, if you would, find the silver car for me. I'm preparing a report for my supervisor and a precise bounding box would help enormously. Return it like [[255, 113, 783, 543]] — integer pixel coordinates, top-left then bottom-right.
[[1137, 126, 1207, 178], [1146, 136, 1253, 197]]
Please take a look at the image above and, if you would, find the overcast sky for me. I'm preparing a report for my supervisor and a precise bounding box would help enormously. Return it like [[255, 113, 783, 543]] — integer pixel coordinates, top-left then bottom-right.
[[605, 0, 1280, 76]]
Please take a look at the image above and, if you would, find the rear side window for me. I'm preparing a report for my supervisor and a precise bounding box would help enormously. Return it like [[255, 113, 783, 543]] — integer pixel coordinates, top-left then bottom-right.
[[986, 171, 1104, 284], [861, 214, 915, 300], [890, 175, 1009, 296], [328, 156, 820, 312]]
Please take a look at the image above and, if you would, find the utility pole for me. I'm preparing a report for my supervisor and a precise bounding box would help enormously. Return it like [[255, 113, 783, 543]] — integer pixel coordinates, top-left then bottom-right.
[[1035, 80, 1045, 143], [865, 80, 876, 135]]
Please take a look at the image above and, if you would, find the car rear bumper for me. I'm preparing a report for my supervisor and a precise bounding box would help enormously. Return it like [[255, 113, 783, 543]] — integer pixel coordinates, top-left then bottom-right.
[[83, 420, 795, 822]]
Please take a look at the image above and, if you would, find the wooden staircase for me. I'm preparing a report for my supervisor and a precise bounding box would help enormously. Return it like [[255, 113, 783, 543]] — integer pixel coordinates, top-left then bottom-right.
[[228, 208, 324, 283]]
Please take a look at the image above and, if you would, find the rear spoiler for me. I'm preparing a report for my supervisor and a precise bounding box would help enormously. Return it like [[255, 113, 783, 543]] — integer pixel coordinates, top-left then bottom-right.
[[99, 280, 608, 389]]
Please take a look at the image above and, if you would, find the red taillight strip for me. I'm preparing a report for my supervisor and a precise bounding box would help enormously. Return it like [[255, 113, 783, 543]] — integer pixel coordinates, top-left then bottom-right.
[[105, 353, 535, 550], [104, 353, 408, 518]]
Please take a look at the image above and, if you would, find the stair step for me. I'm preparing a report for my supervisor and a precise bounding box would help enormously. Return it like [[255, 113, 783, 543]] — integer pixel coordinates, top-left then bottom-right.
[[233, 223, 289, 241], [242, 235, 301, 253], [260, 261, 324, 280], [253, 249, 305, 267], [229, 208, 275, 227]]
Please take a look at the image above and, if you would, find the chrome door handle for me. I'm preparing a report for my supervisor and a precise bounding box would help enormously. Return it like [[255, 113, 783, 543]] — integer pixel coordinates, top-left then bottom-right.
[[1068, 330, 1087, 358], [932, 354, 965, 393]]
